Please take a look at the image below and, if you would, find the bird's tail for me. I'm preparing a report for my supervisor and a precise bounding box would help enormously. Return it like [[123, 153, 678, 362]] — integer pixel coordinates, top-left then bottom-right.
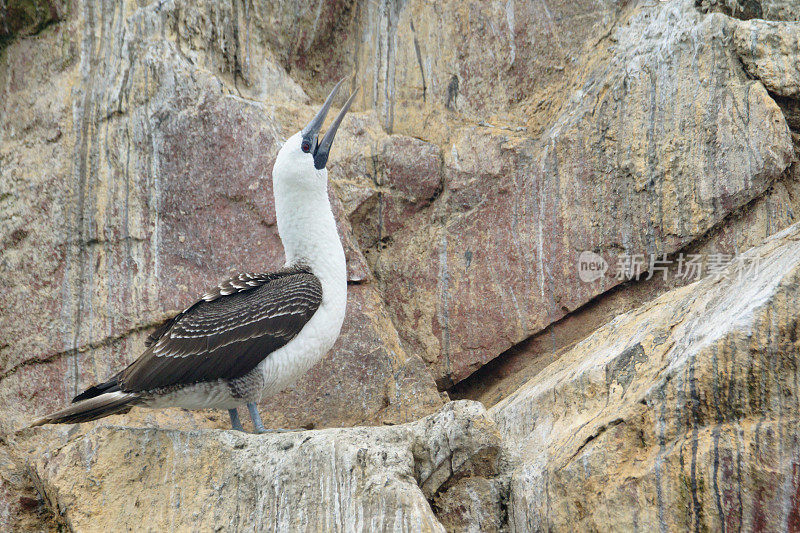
[[29, 391, 138, 427]]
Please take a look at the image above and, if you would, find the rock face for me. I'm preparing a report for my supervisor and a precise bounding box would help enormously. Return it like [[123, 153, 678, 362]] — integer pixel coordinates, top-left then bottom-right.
[[734, 18, 800, 99], [17, 401, 500, 532], [492, 222, 800, 531], [2, 0, 800, 530], [0, 1, 65, 44], [0, 0, 441, 435], [11, 222, 800, 532], [366, 0, 796, 385]]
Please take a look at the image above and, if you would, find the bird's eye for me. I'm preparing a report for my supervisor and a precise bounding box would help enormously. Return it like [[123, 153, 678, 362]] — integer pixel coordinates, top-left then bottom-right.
[[301, 140, 312, 153]]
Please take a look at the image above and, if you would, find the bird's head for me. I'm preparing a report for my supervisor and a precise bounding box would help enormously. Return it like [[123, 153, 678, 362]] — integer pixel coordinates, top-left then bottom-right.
[[273, 80, 358, 191]]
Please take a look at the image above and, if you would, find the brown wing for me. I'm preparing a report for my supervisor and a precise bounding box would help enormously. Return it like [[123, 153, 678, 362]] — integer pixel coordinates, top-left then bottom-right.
[[120, 267, 322, 392]]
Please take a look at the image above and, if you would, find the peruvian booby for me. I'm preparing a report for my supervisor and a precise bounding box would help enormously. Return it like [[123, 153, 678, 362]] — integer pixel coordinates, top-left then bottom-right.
[[31, 81, 357, 433]]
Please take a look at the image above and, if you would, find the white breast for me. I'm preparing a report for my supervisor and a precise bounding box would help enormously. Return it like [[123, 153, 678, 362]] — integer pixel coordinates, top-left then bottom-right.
[[256, 279, 347, 398]]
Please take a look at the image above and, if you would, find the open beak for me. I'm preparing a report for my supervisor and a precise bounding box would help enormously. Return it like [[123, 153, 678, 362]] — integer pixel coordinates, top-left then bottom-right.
[[301, 79, 359, 170]]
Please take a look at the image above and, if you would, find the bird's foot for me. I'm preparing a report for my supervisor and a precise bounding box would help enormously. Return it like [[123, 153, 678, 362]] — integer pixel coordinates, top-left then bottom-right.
[[254, 426, 296, 434], [247, 402, 297, 434]]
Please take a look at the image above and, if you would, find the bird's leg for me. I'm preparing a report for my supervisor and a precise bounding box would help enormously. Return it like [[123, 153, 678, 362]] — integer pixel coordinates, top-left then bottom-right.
[[228, 408, 244, 432], [247, 402, 269, 433], [247, 402, 294, 434]]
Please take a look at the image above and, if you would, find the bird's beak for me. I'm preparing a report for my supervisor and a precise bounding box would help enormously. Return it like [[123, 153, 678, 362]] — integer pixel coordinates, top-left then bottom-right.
[[301, 79, 359, 170]]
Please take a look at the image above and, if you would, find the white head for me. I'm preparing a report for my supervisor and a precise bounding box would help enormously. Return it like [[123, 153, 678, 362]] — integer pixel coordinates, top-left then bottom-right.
[[273, 80, 358, 196]]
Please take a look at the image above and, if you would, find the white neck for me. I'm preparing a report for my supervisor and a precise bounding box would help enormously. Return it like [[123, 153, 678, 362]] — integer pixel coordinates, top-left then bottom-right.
[[273, 179, 347, 308]]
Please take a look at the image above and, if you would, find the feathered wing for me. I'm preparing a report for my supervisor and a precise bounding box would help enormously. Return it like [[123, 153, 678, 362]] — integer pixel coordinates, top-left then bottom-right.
[[120, 267, 323, 392], [30, 267, 322, 426]]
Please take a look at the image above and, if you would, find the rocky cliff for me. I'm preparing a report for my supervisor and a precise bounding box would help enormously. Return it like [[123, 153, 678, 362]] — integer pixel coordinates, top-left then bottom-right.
[[1, 0, 799, 531]]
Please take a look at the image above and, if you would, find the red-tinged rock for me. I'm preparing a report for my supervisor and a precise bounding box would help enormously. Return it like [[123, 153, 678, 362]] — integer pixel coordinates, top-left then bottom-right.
[[371, 5, 796, 385], [379, 135, 443, 237], [0, 7, 439, 439], [257, 282, 443, 430], [4, 85, 436, 431], [154, 92, 284, 311], [334, 134, 443, 254]]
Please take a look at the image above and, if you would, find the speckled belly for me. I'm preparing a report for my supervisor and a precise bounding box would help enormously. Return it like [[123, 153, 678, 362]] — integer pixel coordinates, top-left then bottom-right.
[[139, 366, 267, 410]]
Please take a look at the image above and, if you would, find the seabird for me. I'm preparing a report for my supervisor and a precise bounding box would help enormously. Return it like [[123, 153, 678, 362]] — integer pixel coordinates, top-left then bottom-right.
[[31, 81, 357, 433]]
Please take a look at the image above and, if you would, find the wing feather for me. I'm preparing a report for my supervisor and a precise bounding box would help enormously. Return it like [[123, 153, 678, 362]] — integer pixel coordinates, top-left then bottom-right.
[[120, 267, 322, 392]]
